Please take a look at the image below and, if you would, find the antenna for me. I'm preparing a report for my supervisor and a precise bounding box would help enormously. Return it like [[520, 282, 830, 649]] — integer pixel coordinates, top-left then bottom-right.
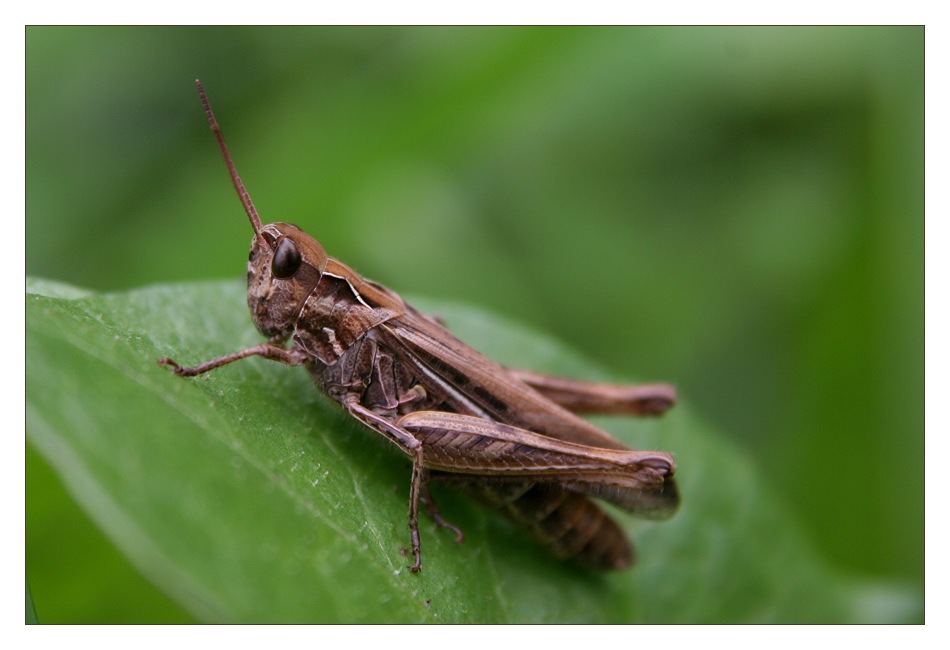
[[195, 79, 265, 238]]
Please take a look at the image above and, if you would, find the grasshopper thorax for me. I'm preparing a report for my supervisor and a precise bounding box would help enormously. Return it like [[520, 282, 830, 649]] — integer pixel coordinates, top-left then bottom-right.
[[247, 222, 328, 339]]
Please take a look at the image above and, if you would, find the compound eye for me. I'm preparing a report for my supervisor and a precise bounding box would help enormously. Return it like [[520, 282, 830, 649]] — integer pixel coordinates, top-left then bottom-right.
[[271, 237, 302, 278]]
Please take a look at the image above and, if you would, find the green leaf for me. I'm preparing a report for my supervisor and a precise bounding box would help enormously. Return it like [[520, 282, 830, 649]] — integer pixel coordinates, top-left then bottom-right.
[[25, 278, 921, 623]]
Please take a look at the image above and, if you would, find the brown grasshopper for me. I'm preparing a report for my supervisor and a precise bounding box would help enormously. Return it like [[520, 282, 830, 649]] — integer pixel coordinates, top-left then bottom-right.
[[159, 80, 679, 572]]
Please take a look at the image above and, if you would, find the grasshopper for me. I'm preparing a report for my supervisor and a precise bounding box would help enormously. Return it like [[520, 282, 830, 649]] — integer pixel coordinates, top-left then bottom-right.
[[159, 80, 679, 572]]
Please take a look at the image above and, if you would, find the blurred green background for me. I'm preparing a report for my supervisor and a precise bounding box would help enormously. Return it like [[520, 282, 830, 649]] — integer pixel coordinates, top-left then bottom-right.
[[26, 26, 923, 622]]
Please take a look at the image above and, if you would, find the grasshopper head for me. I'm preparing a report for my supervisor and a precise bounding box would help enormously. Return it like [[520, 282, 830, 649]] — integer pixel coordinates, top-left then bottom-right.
[[247, 222, 328, 339], [193, 81, 329, 340]]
